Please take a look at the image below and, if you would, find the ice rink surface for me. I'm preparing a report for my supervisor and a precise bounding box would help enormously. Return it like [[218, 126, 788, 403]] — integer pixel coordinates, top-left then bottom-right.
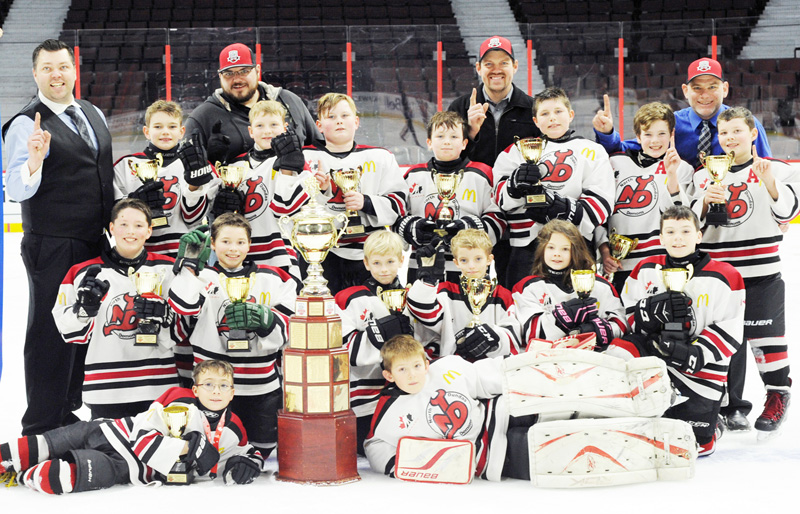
[[1, 231, 798, 511]]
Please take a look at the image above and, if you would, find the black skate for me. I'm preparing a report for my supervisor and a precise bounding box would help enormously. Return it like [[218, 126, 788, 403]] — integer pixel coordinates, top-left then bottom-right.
[[755, 390, 790, 441], [723, 410, 751, 432]]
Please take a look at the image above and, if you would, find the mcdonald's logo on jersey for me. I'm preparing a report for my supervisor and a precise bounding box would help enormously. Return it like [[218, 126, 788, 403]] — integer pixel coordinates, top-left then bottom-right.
[[442, 369, 462, 384], [461, 189, 477, 203], [362, 161, 377, 173], [260, 292, 271, 305], [58, 292, 67, 306], [696, 294, 710, 307], [580, 147, 596, 161]]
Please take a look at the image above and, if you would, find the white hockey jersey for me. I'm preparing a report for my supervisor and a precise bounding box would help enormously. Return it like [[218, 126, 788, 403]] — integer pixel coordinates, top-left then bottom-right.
[[621, 253, 745, 401], [52, 251, 181, 406], [691, 158, 800, 279], [493, 134, 615, 246], [512, 273, 627, 344], [114, 150, 209, 258], [302, 143, 407, 260], [364, 355, 507, 481], [167, 261, 297, 396], [406, 279, 520, 358]]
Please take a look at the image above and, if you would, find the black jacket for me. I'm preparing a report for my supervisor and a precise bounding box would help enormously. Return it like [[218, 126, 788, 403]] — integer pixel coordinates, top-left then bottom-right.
[[448, 84, 540, 168]]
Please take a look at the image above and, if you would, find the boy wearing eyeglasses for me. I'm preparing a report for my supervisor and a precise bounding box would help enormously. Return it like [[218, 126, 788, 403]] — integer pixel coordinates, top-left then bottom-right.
[[0, 360, 264, 493]]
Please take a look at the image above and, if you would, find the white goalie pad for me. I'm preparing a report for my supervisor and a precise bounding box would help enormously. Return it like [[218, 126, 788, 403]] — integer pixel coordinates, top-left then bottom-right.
[[395, 438, 474, 484], [528, 417, 697, 488], [503, 349, 672, 418], [526, 333, 596, 352]]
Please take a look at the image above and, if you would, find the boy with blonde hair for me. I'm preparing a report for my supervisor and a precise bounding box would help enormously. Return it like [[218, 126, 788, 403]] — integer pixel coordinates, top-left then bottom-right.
[[113, 100, 214, 257], [406, 229, 519, 359], [395, 111, 506, 284], [335, 230, 415, 453], [304, 92, 408, 294]]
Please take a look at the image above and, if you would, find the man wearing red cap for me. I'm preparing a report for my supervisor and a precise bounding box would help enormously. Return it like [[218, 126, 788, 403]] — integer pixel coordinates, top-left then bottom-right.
[[184, 43, 321, 164], [448, 36, 541, 168], [592, 57, 771, 168]]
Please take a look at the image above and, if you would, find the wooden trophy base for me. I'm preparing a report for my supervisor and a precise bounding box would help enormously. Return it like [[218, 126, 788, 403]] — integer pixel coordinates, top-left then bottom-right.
[[276, 410, 360, 485]]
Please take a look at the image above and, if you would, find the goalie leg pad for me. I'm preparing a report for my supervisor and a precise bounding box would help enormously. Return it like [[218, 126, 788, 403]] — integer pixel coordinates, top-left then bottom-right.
[[395, 437, 474, 484], [503, 349, 672, 418], [527, 417, 697, 488]]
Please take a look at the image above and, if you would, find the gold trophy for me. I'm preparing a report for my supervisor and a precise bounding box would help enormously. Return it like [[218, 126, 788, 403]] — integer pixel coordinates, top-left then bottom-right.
[[331, 167, 365, 236], [128, 153, 168, 227], [216, 161, 250, 214], [220, 273, 256, 352], [129, 268, 166, 346], [431, 168, 464, 235], [515, 136, 548, 208], [460, 275, 497, 328], [606, 230, 639, 282], [377, 286, 409, 312], [570, 265, 596, 300], [279, 177, 349, 296], [657, 264, 694, 340], [163, 405, 193, 485], [699, 151, 735, 226]]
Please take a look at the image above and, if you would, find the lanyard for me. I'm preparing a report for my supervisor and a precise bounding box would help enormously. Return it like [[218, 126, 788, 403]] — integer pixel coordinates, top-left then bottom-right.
[[201, 409, 226, 477]]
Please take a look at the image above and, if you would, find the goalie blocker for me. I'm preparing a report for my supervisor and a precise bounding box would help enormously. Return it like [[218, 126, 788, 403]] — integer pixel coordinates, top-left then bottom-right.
[[395, 438, 474, 484]]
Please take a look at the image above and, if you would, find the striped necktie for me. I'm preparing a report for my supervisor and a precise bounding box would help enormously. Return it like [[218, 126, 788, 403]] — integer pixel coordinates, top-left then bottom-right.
[[698, 120, 711, 160], [64, 105, 97, 157]]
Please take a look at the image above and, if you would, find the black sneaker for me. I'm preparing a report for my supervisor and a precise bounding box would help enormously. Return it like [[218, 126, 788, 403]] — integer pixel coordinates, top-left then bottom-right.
[[723, 410, 751, 432], [755, 390, 790, 432]]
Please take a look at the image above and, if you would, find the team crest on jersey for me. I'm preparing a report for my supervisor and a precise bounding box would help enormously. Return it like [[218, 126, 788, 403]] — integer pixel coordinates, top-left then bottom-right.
[[426, 389, 473, 439], [723, 182, 755, 228], [539, 149, 576, 191], [103, 293, 140, 340], [424, 193, 460, 220], [615, 175, 659, 216], [242, 177, 270, 220]]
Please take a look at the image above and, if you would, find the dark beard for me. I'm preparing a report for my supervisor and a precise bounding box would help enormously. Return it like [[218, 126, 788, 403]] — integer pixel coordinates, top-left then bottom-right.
[[227, 84, 257, 104]]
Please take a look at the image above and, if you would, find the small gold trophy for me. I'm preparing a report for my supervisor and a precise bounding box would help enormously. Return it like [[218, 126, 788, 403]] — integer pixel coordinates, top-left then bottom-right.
[[658, 264, 694, 339], [216, 161, 250, 213], [128, 153, 168, 227], [331, 167, 365, 236], [377, 286, 409, 312], [460, 275, 497, 328], [514, 136, 548, 208], [431, 168, 464, 235], [699, 151, 735, 226], [606, 230, 639, 282], [129, 268, 166, 346], [570, 265, 596, 300], [163, 405, 193, 485], [220, 272, 256, 352]]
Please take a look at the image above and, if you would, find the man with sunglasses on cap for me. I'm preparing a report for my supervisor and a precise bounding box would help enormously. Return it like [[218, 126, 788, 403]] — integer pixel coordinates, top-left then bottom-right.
[[184, 43, 321, 164]]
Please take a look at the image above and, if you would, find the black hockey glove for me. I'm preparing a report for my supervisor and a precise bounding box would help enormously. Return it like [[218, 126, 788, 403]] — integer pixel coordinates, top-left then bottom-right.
[[225, 302, 275, 336], [443, 215, 483, 241], [74, 264, 110, 319], [455, 324, 501, 360], [128, 180, 165, 212], [181, 431, 220, 476], [650, 334, 704, 374], [206, 120, 231, 165], [175, 225, 212, 274], [578, 317, 614, 347], [272, 128, 305, 173], [416, 241, 446, 285], [634, 292, 692, 332], [552, 297, 599, 333], [223, 455, 261, 485], [396, 216, 436, 247], [178, 134, 214, 187], [365, 312, 413, 350], [506, 163, 545, 199], [133, 295, 172, 327], [212, 186, 246, 216]]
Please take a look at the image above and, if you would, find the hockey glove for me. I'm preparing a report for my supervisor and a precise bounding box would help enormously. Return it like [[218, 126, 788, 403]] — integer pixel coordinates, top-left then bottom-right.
[[212, 186, 246, 216], [225, 302, 275, 336], [223, 455, 261, 485], [74, 264, 110, 319], [365, 312, 413, 350], [552, 297, 598, 333], [416, 241, 446, 285], [206, 121, 231, 165], [396, 216, 437, 247], [133, 295, 172, 327], [506, 163, 545, 199], [271, 128, 305, 173], [455, 324, 501, 360], [175, 225, 212, 274], [443, 215, 484, 241], [650, 334, 704, 374], [634, 292, 692, 332], [128, 180, 166, 212], [181, 431, 220, 476], [178, 134, 214, 187], [578, 317, 614, 347]]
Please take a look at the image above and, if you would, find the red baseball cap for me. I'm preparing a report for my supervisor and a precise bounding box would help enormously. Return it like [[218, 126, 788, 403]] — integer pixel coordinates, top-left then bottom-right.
[[687, 58, 723, 82], [218, 43, 256, 72], [479, 36, 514, 61]]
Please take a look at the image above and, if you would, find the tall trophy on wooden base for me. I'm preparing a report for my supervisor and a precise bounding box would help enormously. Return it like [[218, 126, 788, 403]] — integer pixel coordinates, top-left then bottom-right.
[[163, 405, 193, 485], [129, 268, 165, 346], [515, 136, 548, 208], [216, 161, 249, 214], [658, 264, 694, 343], [332, 167, 365, 237], [461, 275, 497, 328], [699, 151, 734, 226], [431, 168, 464, 235], [276, 177, 360, 485], [128, 153, 168, 227], [220, 273, 256, 352]]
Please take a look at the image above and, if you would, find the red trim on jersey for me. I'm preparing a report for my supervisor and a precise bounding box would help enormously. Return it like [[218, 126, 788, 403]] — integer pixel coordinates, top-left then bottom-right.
[[84, 366, 179, 382], [232, 364, 275, 375], [708, 245, 779, 259]]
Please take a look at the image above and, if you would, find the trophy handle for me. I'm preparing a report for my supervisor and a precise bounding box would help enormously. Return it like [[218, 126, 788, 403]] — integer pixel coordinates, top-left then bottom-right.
[[686, 263, 694, 281], [278, 215, 292, 240], [333, 213, 350, 248]]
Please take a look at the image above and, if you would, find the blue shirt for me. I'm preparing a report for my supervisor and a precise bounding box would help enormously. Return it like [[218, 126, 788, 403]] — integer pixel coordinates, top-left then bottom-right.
[[594, 104, 771, 168]]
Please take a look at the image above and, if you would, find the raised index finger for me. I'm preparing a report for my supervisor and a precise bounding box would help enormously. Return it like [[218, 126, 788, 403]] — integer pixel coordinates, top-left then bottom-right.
[[470, 88, 477, 107], [752, 144, 759, 160], [670, 134, 675, 149], [33, 112, 41, 131], [603, 94, 610, 115]]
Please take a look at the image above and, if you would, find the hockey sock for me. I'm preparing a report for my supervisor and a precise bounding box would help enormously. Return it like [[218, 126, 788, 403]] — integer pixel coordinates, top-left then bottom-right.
[[20, 459, 76, 495], [0, 435, 49, 474]]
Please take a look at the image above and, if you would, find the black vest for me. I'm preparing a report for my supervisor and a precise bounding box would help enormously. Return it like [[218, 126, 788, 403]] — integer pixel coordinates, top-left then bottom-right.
[[2, 99, 114, 242]]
